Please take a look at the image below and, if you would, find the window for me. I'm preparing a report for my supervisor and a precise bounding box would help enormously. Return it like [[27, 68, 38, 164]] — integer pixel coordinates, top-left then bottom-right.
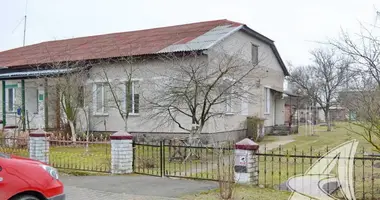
[[124, 81, 140, 114], [264, 87, 270, 114], [93, 83, 108, 115], [77, 85, 85, 108], [6, 88, 15, 112], [252, 44, 258, 64], [225, 87, 233, 113]]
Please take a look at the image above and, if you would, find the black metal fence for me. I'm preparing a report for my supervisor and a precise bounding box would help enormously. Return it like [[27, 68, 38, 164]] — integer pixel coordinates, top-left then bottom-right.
[[0, 136, 111, 173], [133, 140, 234, 181], [257, 146, 380, 200]]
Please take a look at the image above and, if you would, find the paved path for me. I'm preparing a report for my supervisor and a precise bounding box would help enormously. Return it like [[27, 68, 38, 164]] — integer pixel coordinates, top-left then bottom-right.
[[258, 135, 295, 153], [62, 175, 217, 200], [177, 137, 295, 177]]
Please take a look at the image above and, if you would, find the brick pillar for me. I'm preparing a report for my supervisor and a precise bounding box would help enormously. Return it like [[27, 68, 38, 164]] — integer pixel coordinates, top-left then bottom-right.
[[111, 131, 133, 174], [234, 138, 259, 185], [29, 129, 50, 164]]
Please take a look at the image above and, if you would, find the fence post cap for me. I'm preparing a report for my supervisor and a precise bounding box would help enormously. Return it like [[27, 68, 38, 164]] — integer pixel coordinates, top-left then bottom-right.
[[29, 129, 50, 137], [110, 131, 133, 140], [4, 125, 18, 129], [235, 138, 259, 150]]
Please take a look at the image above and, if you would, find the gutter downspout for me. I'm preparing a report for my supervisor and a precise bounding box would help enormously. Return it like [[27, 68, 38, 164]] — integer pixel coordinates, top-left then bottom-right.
[[21, 79, 26, 131]]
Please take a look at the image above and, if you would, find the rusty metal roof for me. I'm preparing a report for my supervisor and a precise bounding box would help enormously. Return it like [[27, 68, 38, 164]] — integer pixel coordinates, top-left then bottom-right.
[[0, 20, 242, 68], [0, 19, 289, 75]]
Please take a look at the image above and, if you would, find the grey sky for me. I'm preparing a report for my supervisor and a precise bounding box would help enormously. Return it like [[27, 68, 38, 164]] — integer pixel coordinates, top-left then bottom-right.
[[1, 0, 379, 66]]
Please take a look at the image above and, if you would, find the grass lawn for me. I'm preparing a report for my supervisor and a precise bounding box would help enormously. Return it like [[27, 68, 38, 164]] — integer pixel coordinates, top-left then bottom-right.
[[257, 122, 380, 199], [260, 122, 380, 155], [181, 185, 291, 200]]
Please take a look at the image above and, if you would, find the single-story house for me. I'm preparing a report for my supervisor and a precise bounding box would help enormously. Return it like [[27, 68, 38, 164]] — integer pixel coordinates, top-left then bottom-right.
[[0, 19, 290, 141]]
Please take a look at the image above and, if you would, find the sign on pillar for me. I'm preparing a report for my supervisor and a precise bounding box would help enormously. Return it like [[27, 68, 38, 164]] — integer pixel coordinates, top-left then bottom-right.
[[234, 138, 259, 185]]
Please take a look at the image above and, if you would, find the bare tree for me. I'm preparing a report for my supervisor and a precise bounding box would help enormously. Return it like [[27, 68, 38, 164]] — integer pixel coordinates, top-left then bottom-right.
[[144, 50, 263, 145], [289, 48, 350, 131], [99, 57, 140, 132], [28, 55, 92, 143], [329, 18, 380, 151], [330, 24, 380, 86]]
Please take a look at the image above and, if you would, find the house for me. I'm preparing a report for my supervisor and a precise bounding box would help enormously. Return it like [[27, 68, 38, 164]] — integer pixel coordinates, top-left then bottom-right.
[[0, 19, 290, 141]]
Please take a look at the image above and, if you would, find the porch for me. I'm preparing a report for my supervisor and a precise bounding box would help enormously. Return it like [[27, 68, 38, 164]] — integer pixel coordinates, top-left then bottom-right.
[[0, 67, 82, 131], [265, 88, 300, 135]]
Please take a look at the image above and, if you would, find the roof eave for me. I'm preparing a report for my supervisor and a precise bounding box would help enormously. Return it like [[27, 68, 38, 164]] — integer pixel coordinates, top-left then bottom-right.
[[241, 26, 290, 76]]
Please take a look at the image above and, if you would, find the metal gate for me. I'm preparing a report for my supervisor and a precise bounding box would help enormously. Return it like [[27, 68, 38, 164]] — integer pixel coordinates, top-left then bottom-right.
[[133, 141, 164, 176], [133, 140, 234, 180]]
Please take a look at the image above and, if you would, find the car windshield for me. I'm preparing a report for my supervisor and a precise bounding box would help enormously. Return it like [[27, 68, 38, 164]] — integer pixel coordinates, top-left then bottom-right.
[[0, 153, 10, 159]]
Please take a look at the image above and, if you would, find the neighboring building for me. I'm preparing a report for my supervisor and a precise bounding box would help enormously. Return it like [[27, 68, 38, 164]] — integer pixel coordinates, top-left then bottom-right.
[[0, 19, 289, 140]]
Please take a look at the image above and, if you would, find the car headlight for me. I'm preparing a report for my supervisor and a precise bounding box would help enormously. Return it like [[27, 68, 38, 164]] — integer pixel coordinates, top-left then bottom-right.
[[40, 164, 59, 180]]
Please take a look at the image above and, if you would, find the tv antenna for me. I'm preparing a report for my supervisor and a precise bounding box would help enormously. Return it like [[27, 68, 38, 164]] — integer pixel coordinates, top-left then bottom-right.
[[12, 0, 28, 46], [23, 0, 28, 46]]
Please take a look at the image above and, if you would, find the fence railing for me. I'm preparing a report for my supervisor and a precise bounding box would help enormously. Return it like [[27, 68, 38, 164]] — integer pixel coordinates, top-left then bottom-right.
[[0, 137, 29, 157], [257, 146, 380, 200], [133, 140, 234, 181], [0, 135, 111, 173], [1, 135, 380, 199]]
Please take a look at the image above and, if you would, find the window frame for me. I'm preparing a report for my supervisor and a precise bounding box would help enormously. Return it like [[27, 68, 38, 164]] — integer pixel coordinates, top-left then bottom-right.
[[264, 87, 271, 114], [251, 43, 259, 65], [93, 82, 108, 116], [123, 80, 140, 115], [223, 79, 233, 115], [6, 88, 16, 113]]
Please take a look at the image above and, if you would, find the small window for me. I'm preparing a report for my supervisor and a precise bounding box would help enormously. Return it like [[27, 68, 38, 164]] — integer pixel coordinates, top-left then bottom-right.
[[6, 88, 15, 112], [264, 87, 270, 114], [124, 81, 140, 114], [251, 44, 258, 64], [225, 91, 232, 113], [94, 83, 108, 114], [77, 85, 84, 108]]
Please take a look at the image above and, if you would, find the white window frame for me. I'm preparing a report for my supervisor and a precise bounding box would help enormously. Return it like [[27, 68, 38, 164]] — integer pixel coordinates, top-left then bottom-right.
[[225, 93, 233, 114], [93, 82, 108, 116], [6, 88, 16, 112], [264, 87, 271, 114], [123, 80, 140, 115], [241, 90, 248, 116], [224, 85, 233, 115]]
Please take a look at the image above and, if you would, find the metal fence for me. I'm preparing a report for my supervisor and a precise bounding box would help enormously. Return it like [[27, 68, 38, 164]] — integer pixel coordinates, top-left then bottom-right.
[[133, 139, 234, 181], [0, 134, 111, 173], [48, 134, 111, 173], [257, 146, 380, 200], [0, 137, 29, 157]]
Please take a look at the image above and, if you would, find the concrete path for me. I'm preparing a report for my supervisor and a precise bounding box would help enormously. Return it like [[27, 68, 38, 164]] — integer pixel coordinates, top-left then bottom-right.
[[258, 136, 295, 153], [61, 175, 218, 200], [177, 137, 295, 176]]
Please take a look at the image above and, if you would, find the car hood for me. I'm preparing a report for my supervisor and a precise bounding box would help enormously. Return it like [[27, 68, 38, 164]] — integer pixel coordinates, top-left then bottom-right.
[[10, 155, 44, 165]]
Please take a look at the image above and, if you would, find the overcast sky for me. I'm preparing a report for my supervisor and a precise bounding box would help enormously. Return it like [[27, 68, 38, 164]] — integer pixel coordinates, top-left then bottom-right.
[[1, 0, 379, 66]]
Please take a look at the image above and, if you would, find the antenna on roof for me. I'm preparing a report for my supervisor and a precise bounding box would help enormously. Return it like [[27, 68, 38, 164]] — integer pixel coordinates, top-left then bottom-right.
[[23, 0, 28, 46]]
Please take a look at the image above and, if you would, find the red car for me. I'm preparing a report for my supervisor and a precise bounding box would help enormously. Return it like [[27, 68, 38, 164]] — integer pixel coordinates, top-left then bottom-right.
[[0, 153, 65, 200]]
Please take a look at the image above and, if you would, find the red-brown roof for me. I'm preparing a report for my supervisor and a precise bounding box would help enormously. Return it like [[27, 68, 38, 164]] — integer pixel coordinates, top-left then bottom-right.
[[0, 19, 243, 68]]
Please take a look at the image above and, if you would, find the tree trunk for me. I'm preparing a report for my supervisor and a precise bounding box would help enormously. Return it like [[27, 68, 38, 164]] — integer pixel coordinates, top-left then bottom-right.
[[188, 125, 202, 146], [324, 111, 331, 131], [69, 120, 77, 143]]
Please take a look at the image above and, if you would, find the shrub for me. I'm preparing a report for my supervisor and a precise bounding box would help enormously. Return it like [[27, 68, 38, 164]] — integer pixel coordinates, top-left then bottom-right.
[[246, 116, 265, 142]]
